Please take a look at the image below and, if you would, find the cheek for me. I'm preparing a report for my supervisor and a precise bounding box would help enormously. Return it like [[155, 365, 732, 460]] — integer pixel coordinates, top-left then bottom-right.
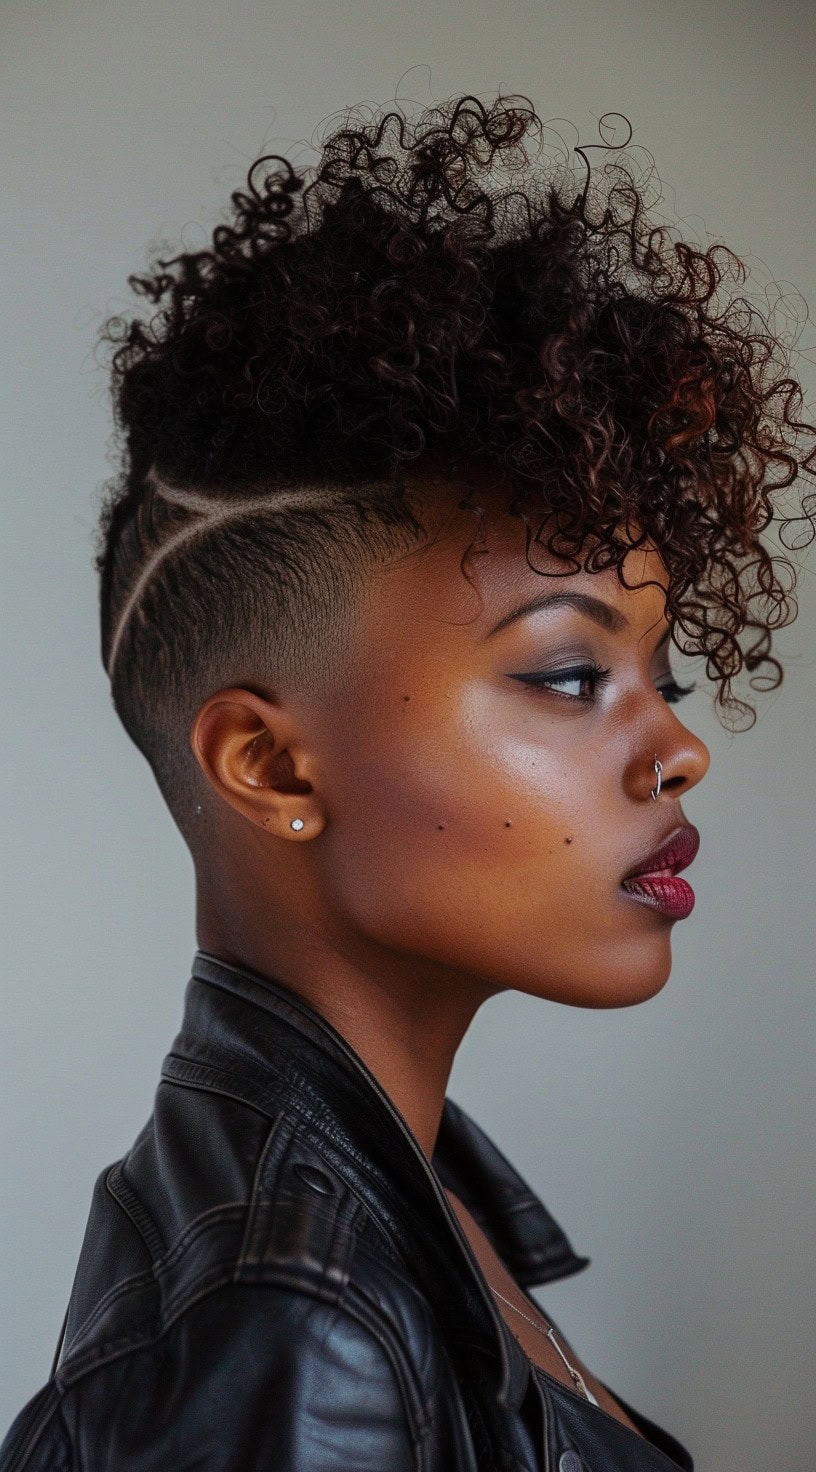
[[315, 681, 675, 1007], [317, 683, 607, 966]]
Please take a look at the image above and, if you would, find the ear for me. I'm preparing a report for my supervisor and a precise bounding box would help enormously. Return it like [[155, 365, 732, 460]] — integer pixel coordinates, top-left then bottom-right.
[[190, 687, 324, 840]]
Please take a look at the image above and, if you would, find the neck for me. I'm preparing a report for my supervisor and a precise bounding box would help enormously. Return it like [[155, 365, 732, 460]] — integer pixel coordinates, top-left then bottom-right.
[[195, 872, 495, 1159]]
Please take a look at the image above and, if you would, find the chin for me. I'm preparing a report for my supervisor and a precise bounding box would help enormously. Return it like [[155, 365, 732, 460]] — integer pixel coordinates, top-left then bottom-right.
[[585, 943, 674, 1009], [520, 937, 674, 1010], [582, 973, 672, 1009]]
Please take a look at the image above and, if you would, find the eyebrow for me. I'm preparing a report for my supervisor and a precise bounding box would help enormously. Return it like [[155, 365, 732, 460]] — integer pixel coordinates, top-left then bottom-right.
[[486, 591, 627, 638], [485, 590, 673, 649]]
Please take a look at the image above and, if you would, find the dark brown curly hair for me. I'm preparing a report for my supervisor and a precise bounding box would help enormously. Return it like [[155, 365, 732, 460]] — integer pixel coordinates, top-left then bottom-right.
[[95, 93, 816, 838]]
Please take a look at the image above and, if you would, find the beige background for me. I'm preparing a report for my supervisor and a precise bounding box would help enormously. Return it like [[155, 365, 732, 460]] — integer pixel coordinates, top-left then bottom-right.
[[1, 2, 814, 1467]]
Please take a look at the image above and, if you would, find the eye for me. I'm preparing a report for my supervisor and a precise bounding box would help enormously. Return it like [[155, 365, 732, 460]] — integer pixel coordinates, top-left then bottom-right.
[[512, 665, 697, 704], [512, 664, 612, 702]]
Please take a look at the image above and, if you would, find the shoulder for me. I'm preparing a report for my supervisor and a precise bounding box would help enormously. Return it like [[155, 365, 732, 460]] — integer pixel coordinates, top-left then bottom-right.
[[1, 1101, 467, 1471], [2, 1261, 461, 1472]]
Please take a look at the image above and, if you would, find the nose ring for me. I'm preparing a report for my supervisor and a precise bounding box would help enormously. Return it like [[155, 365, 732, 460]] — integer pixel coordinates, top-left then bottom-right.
[[650, 757, 663, 801]]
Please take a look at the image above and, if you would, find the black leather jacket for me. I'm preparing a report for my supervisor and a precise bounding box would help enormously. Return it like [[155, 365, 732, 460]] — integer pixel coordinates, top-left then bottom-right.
[[1, 950, 694, 1471]]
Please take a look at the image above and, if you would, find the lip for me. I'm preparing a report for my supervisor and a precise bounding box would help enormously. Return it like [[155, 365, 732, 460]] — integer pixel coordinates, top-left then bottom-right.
[[620, 823, 700, 921]]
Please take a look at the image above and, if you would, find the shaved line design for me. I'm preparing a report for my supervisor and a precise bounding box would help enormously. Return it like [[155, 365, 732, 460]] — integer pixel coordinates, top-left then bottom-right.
[[105, 466, 345, 683]]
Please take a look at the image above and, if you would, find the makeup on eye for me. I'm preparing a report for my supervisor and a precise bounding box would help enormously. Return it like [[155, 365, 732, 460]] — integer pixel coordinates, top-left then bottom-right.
[[509, 661, 697, 705]]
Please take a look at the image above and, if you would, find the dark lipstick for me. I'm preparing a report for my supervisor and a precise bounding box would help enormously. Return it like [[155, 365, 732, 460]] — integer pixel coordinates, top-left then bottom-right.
[[620, 824, 700, 921]]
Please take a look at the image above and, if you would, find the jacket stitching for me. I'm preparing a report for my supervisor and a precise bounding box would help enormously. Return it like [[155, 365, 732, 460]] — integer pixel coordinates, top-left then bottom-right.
[[62, 1137, 369, 1372], [159, 1068, 285, 1123], [162, 1057, 455, 1275], [56, 1396, 75, 1472], [319, 1279, 433, 1461], [162, 1061, 419, 1257], [237, 1111, 293, 1266], [104, 1161, 166, 1258], [61, 1204, 246, 1358], [0, 1384, 64, 1472], [153, 1203, 246, 1274], [55, 1265, 431, 1466]]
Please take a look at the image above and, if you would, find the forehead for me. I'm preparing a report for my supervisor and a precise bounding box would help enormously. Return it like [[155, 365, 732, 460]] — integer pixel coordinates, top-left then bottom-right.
[[365, 468, 671, 644]]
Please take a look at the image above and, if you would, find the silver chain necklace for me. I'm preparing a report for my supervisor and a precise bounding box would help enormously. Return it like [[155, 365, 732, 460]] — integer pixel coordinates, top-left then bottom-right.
[[489, 1286, 600, 1406]]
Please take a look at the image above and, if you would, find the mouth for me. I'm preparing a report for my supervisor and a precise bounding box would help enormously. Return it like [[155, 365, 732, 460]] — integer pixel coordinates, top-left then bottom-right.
[[620, 824, 700, 921]]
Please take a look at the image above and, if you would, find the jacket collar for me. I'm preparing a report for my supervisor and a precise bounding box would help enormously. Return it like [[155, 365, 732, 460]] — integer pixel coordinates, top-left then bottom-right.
[[180, 949, 589, 1410]]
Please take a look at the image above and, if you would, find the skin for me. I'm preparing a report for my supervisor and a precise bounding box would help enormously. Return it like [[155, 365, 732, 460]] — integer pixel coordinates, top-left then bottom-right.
[[191, 462, 710, 1429]]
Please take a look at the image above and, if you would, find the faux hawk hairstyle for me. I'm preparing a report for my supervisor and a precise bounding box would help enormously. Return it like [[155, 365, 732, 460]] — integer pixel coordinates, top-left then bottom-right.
[[94, 93, 816, 844]]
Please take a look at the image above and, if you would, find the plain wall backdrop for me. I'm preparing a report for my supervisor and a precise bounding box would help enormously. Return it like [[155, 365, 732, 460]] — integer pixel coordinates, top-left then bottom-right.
[[1, 2, 814, 1467]]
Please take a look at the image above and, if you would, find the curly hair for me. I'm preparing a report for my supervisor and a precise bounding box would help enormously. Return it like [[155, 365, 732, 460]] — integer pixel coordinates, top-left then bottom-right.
[[95, 93, 816, 838]]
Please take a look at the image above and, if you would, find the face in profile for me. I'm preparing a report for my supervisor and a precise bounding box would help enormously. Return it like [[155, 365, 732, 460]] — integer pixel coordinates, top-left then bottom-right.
[[298, 472, 711, 1012]]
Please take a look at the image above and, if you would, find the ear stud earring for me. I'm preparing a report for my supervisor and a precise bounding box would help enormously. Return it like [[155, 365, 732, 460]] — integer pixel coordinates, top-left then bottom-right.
[[290, 818, 305, 831]]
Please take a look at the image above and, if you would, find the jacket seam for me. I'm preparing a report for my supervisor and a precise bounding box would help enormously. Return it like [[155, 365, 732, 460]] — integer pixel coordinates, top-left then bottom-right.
[[60, 1203, 246, 1359], [60, 1206, 380, 1382], [1, 1384, 66, 1472], [334, 1281, 432, 1466], [55, 1267, 429, 1465], [159, 1066, 284, 1123], [60, 1261, 252, 1384], [161, 1057, 446, 1272], [161, 1067, 411, 1259], [104, 1161, 166, 1258], [56, 1396, 75, 1472]]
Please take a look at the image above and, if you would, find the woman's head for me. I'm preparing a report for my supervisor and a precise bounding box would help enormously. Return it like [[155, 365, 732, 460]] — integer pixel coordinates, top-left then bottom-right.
[[94, 93, 814, 1005], [190, 463, 710, 1009]]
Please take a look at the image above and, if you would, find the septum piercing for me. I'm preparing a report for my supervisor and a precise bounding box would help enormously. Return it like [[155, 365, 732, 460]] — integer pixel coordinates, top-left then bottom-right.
[[290, 818, 305, 831], [650, 757, 663, 801]]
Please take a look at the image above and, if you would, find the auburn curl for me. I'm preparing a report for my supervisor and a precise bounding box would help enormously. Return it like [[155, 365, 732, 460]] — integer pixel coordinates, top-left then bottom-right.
[[98, 93, 816, 728]]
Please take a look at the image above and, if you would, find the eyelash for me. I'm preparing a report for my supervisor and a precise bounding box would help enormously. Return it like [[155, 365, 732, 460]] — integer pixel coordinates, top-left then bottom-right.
[[516, 663, 697, 705]]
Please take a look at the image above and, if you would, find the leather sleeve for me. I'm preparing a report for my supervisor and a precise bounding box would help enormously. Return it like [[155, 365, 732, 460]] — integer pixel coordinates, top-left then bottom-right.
[[4, 1284, 424, 1472], [0, 1384, 73, 1472]]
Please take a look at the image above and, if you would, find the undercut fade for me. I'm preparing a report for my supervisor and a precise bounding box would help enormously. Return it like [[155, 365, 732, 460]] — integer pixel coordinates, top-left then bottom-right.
[[94, 92, 816, 840], [97, 462, 425, 837]]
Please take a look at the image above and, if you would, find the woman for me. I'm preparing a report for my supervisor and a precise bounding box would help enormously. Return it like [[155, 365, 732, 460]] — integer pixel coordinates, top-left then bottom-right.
[[2, 94, 813, 1470]]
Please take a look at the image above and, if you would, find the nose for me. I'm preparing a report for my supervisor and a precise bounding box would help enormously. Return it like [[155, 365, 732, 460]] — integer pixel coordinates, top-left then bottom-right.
[[631, 719, 711, 803]]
